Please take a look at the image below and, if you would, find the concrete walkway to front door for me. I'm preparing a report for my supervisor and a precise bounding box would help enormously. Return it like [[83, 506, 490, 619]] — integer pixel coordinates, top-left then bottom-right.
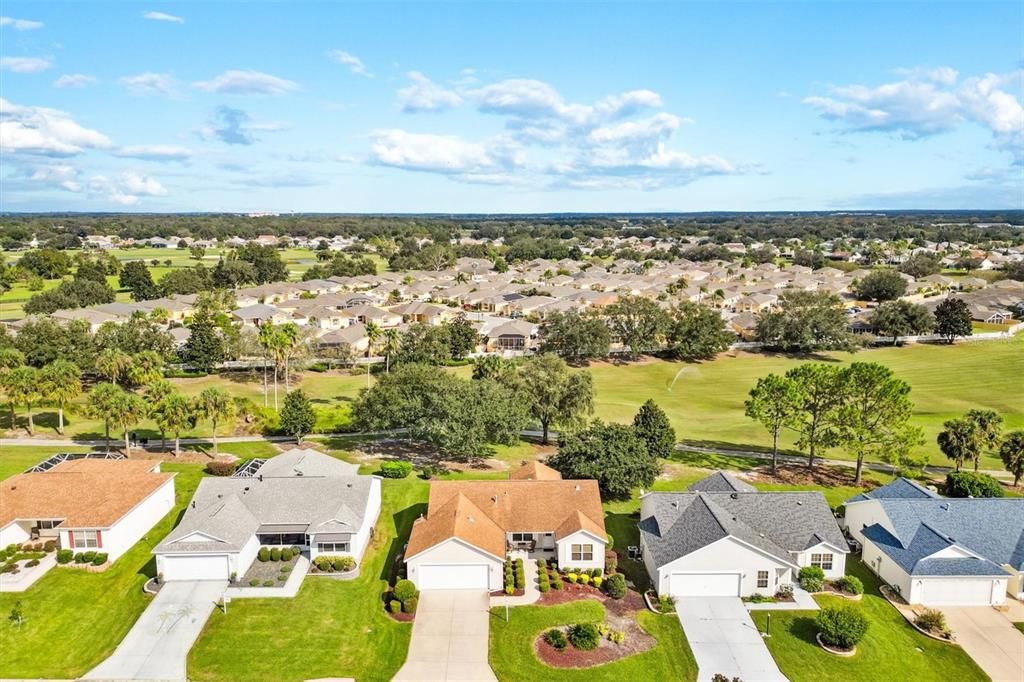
[[676, 597, 788, 682], [392, 590, 497, 682], [85, 580, 226, 681]]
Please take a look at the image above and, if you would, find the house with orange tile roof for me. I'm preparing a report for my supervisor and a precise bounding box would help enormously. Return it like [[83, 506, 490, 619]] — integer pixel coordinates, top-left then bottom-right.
[[404, 462, 607, 590], [0, 458, 176, 562]]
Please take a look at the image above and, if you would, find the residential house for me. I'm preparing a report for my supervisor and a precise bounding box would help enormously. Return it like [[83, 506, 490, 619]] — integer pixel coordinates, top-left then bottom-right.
[[0, 459, 175, 563], [405, 462, 607, 590], [639, 472, 848, 597], [231, 303, 292, 327], [155, 449, 381, 581]]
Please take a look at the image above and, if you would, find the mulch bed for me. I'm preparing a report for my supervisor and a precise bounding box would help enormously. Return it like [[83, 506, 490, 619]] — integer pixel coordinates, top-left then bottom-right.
[[754, 463, 871, 489], [490, 587, 525, 597], [387, 611, 415, 622], [533, 586, 655, 668]]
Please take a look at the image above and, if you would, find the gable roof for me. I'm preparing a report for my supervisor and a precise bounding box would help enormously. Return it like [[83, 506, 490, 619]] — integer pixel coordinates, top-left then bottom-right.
[[687, 471, 756, 493], [862, 498, 1024, 574], [845, 477, 941, 504], [640, 487, 847, 569], [406, 477, 605, 558], [509, 461, 562, 481], [1, 459, 174, 529]]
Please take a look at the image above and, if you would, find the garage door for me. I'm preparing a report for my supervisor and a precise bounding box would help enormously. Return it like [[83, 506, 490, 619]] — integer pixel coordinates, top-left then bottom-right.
[[670, 573, 741, 597], [920, 579, 995, 606], [418, 564, 489, 590], [163, 554, 230, 581]]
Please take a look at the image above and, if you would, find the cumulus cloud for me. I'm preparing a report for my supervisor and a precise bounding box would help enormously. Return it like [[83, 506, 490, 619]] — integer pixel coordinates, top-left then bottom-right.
[[1, 57, 52, 73], [142, 11, 184, 23], [398, 72, 462, 113], [19, 164, 83, 192], [0, 98, 112, 156], [89, 172, 168, 205], [194, 69, 299, 95], [54, 73, 97, 88], [0, 16, 43, 30], [804, 66, 1024, 164], [471, 79, 662, 128], [120, 72, 177, 96], [113, 144, 193, 162], [370, 129, 521, 175], [326, 50, 372, 77]]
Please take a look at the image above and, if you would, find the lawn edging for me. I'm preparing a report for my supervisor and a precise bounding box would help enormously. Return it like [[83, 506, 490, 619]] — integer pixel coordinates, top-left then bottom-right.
[[815, 632, 857, 657]]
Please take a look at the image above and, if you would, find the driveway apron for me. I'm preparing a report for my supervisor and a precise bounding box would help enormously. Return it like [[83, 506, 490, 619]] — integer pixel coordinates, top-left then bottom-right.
[[676, 597, 788, 682], [393, 590, 497, 682], [944, 606, 1024, 682]]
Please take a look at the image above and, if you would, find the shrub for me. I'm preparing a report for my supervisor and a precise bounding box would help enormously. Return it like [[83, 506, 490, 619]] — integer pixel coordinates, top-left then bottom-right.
[[82, 551, 97, 563], [0, 563, 17, 574], [536, 559, 547, 569], [915, 608, 948, 634], [26, 558, 40, 567], [544, 628, 568, 651], [92, 553, 108, 566], [277, 574, 287, 582], [56, 549, 73, 564], [657, 595, 675, 613], [270, 547, 282, 562], [605, 573, 627, 599], [315, 557, 333, 572], [258, 547, 270, 562], [566, 573, 578, 584], [946, 471, 1003, 498], [835, 575, 864, 595], [608, 629, 625, 644], [552, 578, 564, 590], [816, 606, 869, 649], [280, 565, 291, 573], [592, 576, 603, 588], [389, 600, 402, 614], [333, 556, 355, 572], [43, 540, 57, 552], [515, 572, 526, 589], [263, 580, 275, 587], [394, 578, 418, 603], [590, 568, 602, 578], [74, 552, 85, 563], [504, 585, 514, 595], [204, 459, 237, 476], [281, 548, 293, 562], [539, 581, 550, 593], [380, 461, 413, 479], [403, 596, 419, 613], [249, 579, 260, 587], [579, 574, 591, 585], [567, 623, 600, 651], [799, 566, 826, 592]]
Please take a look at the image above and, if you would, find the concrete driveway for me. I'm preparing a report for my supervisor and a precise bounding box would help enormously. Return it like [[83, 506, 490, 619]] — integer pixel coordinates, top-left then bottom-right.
[[944, 606, 1024, 682], [85, 580, 226, 681], [392, 590, 497, 682], [676, 597, 788, 682]]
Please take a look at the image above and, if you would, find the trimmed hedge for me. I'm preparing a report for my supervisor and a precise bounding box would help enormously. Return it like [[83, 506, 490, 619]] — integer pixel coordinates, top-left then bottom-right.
[[834, 574, 864, 595], [394, 578, 417, 602], [799, 565, 826, 592], [56, 549, 73, 564], [258, 547, 270, 562], [945, 471, 1003, 498], [205, 459, 237, 476], [817, 606, 869, 649], [380, 461, 413, 479]]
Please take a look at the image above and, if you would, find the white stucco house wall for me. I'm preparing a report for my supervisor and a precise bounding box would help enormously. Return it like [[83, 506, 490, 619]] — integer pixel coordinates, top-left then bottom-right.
[[155, 449, 381, 582], [843, 478, 1022, 606], [639, 472, 848, 598]]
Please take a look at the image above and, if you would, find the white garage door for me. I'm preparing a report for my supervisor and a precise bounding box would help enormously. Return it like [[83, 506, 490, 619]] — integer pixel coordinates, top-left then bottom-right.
[[163, 554, 230, 581], [418, 564, 489, 590], [920, 579, 995, 606], [670, 572, 741, 597]]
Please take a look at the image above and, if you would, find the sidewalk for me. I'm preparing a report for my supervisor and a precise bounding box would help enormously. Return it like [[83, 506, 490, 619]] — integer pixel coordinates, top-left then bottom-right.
[[490, 550, 540, 607]]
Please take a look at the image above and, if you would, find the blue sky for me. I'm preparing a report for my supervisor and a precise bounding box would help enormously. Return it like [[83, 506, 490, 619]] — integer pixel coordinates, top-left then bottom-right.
[[1, 1, 1021, 212]]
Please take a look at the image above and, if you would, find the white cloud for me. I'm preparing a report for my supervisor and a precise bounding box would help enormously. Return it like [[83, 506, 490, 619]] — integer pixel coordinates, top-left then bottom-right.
[[0, 98, 112, 156], [804, 66, 1024, 164], [54, 73, 97, 88], [471, 79, 662, 128], [21, 164, 82, 192], [0, 16, 43, 30], [398, 72, 462, 113], [194, 69, 299, 95], [113, 144, 193, 162], [120, 72, 177, 96], [369, 129, 520, 174], [89, 172, 168, 205], [142, 11, 184, 23], [588, 112, 682, 146], [1, 57, 52, 73], [327, 50, 372, 77], [196, 106, 289, 145]]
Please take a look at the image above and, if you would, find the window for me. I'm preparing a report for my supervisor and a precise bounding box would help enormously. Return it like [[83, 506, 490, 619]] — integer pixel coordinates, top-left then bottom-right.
[[571, 544, 593, 562], [757, 570, 769, 589], [257, 533, 305, 546], [73, 530, 99, 549], [811, 553, 833, 570], [317, 542, 350, 553], [37, 519, 62, 530], [511, 533, 534, 542]]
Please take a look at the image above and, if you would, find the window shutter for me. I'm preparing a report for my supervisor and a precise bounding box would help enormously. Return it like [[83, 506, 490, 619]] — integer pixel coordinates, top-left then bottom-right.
[[68, 530, 75, 547], [96, 530, 103, 548]]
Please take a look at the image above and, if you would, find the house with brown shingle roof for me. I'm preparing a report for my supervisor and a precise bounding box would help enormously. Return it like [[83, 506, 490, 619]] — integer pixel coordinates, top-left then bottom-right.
[[404, 463, 607, 590], [0, 459, 175, 562]]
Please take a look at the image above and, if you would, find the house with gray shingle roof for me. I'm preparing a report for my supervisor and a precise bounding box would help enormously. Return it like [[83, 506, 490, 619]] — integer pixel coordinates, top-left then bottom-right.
[[638, 471, 848, 597], [843, 478, 1023, 605], [154, 449, 380, 582]]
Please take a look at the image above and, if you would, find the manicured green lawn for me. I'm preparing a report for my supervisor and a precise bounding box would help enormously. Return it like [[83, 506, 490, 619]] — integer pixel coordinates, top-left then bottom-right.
[[0, 444, 96, 480], [489, 599, 696, 681], [1014, 622, 1024, 635], [187, 476, 428, 682], [749, 560, 987, 682], [0, 462, 205, 679]]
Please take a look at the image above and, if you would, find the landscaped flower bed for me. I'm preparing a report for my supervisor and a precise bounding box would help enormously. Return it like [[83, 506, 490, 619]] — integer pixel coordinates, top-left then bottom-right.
[[534, 610, 655, 667], [384, 578, 419, 621], [239, 546, 300, 587]]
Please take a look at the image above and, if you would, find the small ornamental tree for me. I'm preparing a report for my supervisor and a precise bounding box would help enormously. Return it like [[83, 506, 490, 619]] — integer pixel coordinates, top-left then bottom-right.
[[280, 389, 316, 444], [816, 606, 869, 650], [632, 399, 676, 460]]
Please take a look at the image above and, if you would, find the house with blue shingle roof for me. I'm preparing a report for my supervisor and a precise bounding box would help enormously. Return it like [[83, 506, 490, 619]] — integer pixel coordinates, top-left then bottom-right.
[[843, 478, 1024, 606]]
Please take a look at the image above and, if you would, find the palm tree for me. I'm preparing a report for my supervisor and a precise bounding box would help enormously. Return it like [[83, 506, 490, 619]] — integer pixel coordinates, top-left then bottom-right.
[[40, 360, 81, 435], [0, 347, 24, 373], [258, 324, 286, 409], [113, 391, 147, 455], [364, 321, 382, 387], [278, 322, 300, 392], [127, 350, 164, 387], [382, 328, 401, 373], [195, 387, 234, 456], [87, 382, 123, 451], [95, 348, 134, 387], [144, 380, 175, 450], [3, 366, 39, 435], [154, 392, 193, 456]]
